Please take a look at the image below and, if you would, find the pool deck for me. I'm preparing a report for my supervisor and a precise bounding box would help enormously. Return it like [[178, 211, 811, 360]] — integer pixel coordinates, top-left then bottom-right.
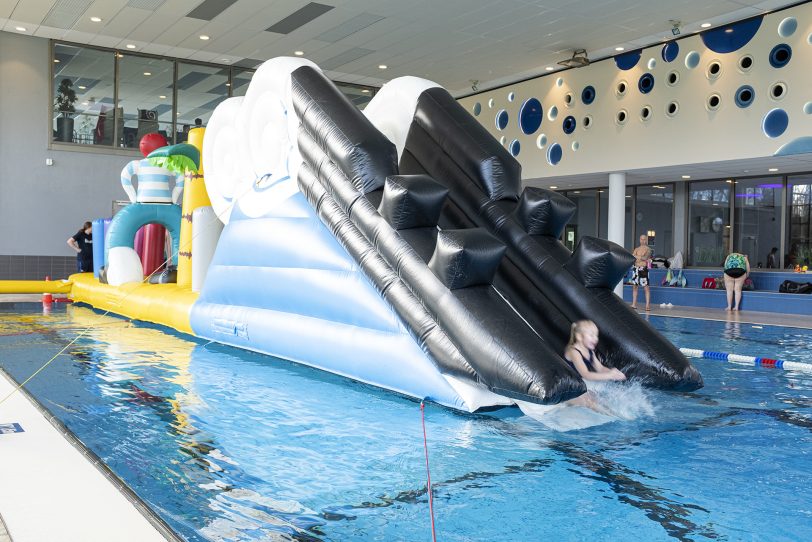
[[633, 304, 812, 329], [0, 369, 176, 542]]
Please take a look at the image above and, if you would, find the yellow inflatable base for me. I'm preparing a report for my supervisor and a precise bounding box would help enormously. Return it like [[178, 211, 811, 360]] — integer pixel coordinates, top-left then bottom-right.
[[68, 273, 198, 335], [0, 279, 73, 294]]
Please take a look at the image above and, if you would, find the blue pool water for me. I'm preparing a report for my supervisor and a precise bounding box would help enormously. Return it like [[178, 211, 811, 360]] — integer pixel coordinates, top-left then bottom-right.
[[1, 303, 811, 541]]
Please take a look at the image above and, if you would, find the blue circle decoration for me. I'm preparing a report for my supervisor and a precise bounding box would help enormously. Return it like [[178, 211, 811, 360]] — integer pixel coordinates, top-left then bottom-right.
[[518, 98, 543, 135], [562, 115, 576, 134], [581, 85, 596, 105], [685, 51, 700, 69], [547, 143, 562, 165], [735, 85, 755, 108], [661, 41, 679, 62], [702, 16, 762, 53], [509, 139, 521, 157], [775, 137, 812, 156], [495, 109, 509, 130], [638, 73, 654, 94], [769, 44, 792, 68], [762, 108, 788, 138], [778, 17, 797, 38], [473, 102, 482, 116], [614, 50, 641, 70]]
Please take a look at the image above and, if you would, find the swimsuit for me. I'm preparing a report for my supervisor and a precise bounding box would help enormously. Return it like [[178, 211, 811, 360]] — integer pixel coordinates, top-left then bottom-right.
[[565, 346, 597, 373], [724, 253, 747, 278]]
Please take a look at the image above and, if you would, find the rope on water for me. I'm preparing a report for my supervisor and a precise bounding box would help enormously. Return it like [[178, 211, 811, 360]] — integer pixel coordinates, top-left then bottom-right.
[[680, 348, 812, 373], [420, 401, 437, 542]]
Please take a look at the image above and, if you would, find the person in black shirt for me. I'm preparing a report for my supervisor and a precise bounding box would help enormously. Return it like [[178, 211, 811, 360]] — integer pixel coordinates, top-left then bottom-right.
[[67, 221, 93, 272]]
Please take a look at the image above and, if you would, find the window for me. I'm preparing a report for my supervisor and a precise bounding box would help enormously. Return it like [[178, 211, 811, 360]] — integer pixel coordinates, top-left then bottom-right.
[[564, 189, 597, 250], [688, 180, 731, 266], [52, 44, 115, 146], [734, 177, 782, 269], [117, 54, 174, 149], [788, 175, 812, 268], [635, 184, 674, 257], [231, 68, 254, 97], [176, 63, 230, 142], [335, 81, 377, 109]]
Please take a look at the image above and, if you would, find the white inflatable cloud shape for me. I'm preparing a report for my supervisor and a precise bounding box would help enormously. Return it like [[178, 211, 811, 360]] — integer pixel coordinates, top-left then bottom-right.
[[203, 57, 319, 224], [363, 76, 440, 161]]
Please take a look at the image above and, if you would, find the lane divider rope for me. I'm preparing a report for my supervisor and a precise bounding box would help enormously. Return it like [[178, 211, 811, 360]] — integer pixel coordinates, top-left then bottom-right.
[[680, 347, 812, 373], [420, 401, 438, 542]]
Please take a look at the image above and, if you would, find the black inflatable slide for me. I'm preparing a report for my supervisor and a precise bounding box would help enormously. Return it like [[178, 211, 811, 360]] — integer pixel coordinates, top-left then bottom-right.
[[290, 66, 703, 406]]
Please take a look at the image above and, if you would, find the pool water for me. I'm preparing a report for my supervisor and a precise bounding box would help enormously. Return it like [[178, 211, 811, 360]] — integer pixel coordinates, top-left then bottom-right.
[[1, 303, 811, 541]]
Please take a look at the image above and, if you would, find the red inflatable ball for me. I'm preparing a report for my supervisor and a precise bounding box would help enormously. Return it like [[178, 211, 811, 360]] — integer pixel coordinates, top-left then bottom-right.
[[139, 132, 168, 157]]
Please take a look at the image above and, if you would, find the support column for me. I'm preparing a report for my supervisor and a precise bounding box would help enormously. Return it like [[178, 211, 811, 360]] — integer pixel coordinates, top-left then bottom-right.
[[608, 172, 626, 297]]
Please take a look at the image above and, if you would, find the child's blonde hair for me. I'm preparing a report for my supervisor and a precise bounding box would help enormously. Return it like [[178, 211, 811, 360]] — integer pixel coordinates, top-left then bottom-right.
[[568, 319, 597, 346]]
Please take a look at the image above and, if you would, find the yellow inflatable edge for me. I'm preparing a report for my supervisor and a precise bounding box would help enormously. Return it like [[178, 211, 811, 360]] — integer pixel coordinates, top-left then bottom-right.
[[68, 273, 198, 335], [0, 279, 73, 294]]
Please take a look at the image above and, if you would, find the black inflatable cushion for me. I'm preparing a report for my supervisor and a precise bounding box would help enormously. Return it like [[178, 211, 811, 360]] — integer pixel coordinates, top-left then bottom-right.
[[514, 187, 577, 237], [564, 236, 635, 289], [378, 175, 449, 230], [429, 229, 506, 289]]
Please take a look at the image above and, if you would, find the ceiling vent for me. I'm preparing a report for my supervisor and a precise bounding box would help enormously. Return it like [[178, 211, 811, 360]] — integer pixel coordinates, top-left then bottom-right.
[[557, 49, 590, 68]]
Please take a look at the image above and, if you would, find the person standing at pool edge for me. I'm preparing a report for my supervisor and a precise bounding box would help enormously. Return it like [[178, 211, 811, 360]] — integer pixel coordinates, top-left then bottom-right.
[[631, 234, 652, 311], [67, 221, 93, 272], [723, 252, 750, 311]]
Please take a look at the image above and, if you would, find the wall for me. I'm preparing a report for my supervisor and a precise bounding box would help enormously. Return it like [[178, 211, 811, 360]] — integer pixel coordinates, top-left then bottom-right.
[[458, 4, 812, 180], [0, 32, 132, 258]]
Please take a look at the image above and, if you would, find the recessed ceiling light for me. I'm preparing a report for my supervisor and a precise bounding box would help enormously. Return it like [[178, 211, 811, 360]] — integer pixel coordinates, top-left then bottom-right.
[[726, 179, 733, 183], [573, 190, 581, 194], [126, 44, 136, 49], [90, 16, 102, 23], [378, 64, 387, 69], [199, 35, 210, 40], [768, 168, 779, 172], [225, 82, 231, 86], [82, 102, 88, 106], [615, 47, 625, 51], [626, 195, 632, 198], [681, 175, 691, 179], [724, 28, 733, 33], [143, 71, 152, 76], [361, 89, 370, 93], [53, 59, 60, 63], [15, 26, 26, 32], [159, 95, 166, 99], [116, 53, 123, 58], [545, 66, 554, 71], [700, 23, 712, 28], [78, 85, 86, 89], [294, 51, 304, 56], [550, 185, 558, 189]]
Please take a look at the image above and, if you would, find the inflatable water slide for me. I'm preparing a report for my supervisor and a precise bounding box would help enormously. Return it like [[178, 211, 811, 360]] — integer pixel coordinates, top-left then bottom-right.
[[7, 57, 703, 412]]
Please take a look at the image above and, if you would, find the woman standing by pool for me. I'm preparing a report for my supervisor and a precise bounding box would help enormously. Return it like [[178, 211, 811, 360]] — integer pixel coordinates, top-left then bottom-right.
[[723, 252, 750, 311]]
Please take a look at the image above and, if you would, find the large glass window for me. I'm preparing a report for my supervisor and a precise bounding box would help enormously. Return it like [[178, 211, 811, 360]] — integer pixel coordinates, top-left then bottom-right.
[[52, 44, 115, 146], [231, 68, 254, 97], [117, 54, 174, 149], [597, 187, 633, 249], [788, 175, 812, 268], [176, 63, 230, 142], [564, 189, 597, 251], [688, 180, 731, 266], [733, 177, 782, 269], [636, 184, 674, 258]]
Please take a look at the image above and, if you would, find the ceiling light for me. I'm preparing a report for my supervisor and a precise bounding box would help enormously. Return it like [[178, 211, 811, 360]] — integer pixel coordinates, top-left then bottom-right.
[[550, 185, 558, 189], [378, 64, 388, 69], [725, 28, 733, 33], [116, 53, 123, 58], [90, 16, 102, 23], [626, 195, 632, 198], [126, 44, 136, 49], [768, 168, 779, 172], [681, 175, 691, 179], [545, 66, 554, 71], [78, 85, 86, 89], [294, 51, 304, 56], [700, 23, 712, 28], [726, 179, 733, 183], [199, 35, 210, 40], [361, 89, 370, 93], [159, 95, 166, 99], [557, 49, 590, 68], [53, 59, 60, 63], [81, 102, 88, 106], [573, 190, 581, 194], [15, 26, 26, 32], [615, 47, 625, 52], [143, 71, 152, 76], [225, 83, 231, 86]]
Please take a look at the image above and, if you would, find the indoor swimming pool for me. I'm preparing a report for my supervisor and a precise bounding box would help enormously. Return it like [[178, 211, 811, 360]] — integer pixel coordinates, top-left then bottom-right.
[[1, 303, 811, 541]]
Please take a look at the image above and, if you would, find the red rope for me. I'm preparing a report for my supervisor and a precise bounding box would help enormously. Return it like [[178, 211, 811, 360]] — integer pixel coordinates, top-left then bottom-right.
[[421, 400, 437, 542]]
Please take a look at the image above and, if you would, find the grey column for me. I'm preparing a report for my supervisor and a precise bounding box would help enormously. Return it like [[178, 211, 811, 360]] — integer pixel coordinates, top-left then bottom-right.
[[608, 172, 626, 297]]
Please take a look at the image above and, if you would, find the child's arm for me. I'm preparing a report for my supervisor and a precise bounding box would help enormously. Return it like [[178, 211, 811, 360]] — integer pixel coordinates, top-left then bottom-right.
[[566, 348, 626, 381]]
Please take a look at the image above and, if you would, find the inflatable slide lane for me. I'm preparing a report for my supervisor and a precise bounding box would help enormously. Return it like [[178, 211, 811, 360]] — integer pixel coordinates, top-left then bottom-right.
[[192, 58, 701, 413]]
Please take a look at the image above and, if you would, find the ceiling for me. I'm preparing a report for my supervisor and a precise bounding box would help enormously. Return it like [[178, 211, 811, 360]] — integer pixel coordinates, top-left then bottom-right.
[[0, 0, 803, 96]]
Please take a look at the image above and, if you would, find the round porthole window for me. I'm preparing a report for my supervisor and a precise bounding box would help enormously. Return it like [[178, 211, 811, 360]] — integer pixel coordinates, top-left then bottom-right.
[[706, 61, 722, 80], [564, 92, 574, 107], [770, 81, 787, 101], [562, 115, 576, 134], [769, 44, 792, 68], [706, 93, 721, 111], [582, 115, 593, 129], [640, 105, 652, 121], [738, 55, 754, 72], [666, 70, 680, 86], [616, 80, 628, 97], [666, 101, 679, 117], [616, 109, 628, 125], [638, 73, 654, 94], [581, 85, 596, 105], [735, 85, 755, 108]]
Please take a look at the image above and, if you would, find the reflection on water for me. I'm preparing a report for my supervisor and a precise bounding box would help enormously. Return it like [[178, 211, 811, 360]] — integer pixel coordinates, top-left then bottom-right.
[[1, 305, 812, 541]]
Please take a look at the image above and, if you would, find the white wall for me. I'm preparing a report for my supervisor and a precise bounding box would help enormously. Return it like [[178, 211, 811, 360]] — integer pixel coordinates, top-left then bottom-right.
[[0, 32, 132, 256]]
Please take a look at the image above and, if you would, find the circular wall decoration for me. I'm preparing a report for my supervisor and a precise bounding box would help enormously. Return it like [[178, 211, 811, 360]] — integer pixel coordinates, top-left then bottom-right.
[[507, 91, 516, 102], [735, 85, 755, 108], [662, 41, 679, 62], [666, 70, 680, 86], [640, 105, 652, 121], [769, 44, 792, 68], [615, 50, 642, 70], [500, 136, 507, 145], [616, 109, 628, 125], [706, 93, 722, 111], [762, 108, 788, 138], [564, 93, 574, 107], [548, 105, 559, 121], [547, 143, 563, 165], [488, 98, 494, 108], [804, 102, 812, 115], [616, 80, 628, 97], [685, 51, 700, 69], [701, 17, 763, 53], [473, 102, 482, 116], [519, 98, 543, 135], [562, 115, 576, 134], [770, 81, 787, 101], [509, 139, 521, 157], [536, 133, 548, 149], [638, 73, 654, 94], [582, 115, 593, 129], [571, 141, 580, 152], [666, 101, 680, 117], [778, 17, 797, 38], [581, 85, 596, 105], [495, 109, 509, 130], [738, 55, 754, 72], [556, 77, 564, 87], [647, 58, 657, 70], [706, 60, 722, 80]]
